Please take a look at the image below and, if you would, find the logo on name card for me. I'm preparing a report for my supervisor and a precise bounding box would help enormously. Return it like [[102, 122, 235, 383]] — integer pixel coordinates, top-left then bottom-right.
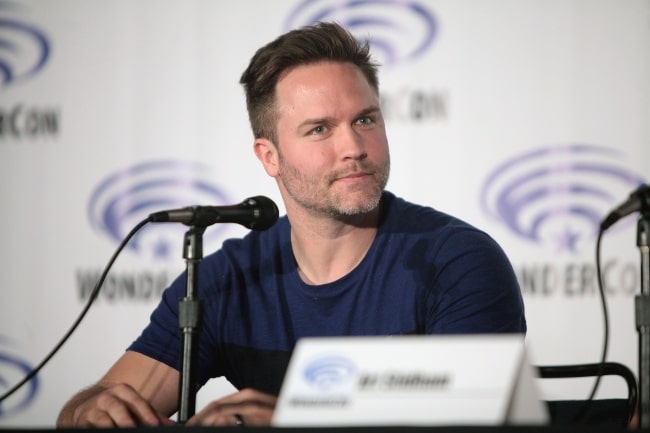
[[0, 0, 51, 90], [87, 159, 232, 261], [0, 337, 40, 417], [304, 355, 358, 391], [481, 144, 645, 253], [285, 0, 438, 66]]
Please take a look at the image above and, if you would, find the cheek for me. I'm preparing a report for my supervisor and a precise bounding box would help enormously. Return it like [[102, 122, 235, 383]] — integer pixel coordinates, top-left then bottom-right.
[[284, 146, 331, 172], [366, 134, 390, 158]]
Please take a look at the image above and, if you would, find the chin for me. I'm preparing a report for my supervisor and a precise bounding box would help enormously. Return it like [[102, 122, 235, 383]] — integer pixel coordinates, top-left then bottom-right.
[[335, 194, 382, 216]]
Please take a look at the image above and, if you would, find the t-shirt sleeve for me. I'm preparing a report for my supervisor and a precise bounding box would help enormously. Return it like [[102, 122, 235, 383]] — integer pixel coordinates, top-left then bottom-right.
[[127, 273, 185, 371], [425, 227, 526, 334]]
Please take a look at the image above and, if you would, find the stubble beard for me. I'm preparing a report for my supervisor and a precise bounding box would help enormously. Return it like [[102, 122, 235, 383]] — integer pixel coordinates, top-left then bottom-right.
[[279, 155, 390, 218]]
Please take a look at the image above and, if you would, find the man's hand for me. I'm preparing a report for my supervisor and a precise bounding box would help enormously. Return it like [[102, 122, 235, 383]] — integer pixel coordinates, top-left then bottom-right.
[[59, 383, 175, 428], [185, 388, 278, 427]]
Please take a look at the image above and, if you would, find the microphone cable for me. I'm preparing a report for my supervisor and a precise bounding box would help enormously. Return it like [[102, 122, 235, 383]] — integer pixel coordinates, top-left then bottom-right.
[[572, 226, 610, 423], [0, 217, 150, 405]]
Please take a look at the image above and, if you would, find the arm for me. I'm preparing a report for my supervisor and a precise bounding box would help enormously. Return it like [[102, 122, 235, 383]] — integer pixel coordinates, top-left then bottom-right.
[[426, 228, 526, 334], [56, 350, 178, 428], [57, 350, 278, 427]]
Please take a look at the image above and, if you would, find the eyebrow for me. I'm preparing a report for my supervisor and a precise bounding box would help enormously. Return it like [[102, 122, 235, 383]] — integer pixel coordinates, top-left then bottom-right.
[[357, 105, 382, 119], [297, 105, 382, 130]]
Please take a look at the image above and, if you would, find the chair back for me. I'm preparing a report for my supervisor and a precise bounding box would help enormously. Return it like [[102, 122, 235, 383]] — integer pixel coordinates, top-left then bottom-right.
[[537, 362, 637, 427]]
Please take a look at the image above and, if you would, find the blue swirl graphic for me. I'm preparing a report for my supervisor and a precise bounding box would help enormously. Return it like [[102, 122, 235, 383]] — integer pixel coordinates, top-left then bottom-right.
[[87, 160, 232, 260], [0, 1, 50, 89], [285, 0, 437, 66], [481, 144, 646, 252], [304, 356, 357, 390], [0, 337, 39, 417]]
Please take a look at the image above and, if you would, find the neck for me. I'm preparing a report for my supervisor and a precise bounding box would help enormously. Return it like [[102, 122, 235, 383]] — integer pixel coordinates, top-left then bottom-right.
[[289, 206, 381, 285]]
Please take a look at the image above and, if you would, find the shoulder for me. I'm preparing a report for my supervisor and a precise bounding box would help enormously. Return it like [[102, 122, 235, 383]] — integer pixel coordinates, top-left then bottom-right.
[[378, 191, 516, 274], [380, 191, 494, 244]]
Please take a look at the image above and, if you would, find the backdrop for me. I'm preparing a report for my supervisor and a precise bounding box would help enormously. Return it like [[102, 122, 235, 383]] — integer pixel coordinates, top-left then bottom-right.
[[1, 0, 648, 427]]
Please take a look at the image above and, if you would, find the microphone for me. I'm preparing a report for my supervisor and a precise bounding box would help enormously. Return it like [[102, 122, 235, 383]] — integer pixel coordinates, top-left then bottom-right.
[[601, 184, 650, 230], [148, 195, 279, 230]]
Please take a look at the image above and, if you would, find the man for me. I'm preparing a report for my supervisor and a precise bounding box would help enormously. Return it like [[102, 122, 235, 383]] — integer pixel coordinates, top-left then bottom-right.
[[57, 22, 526, 428]]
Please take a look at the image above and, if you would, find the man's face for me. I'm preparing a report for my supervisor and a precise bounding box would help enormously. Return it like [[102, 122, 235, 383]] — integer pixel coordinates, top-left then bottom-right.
[[272, 61, 390, 217]]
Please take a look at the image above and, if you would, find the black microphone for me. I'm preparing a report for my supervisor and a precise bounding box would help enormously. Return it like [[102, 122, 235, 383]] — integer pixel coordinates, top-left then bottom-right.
[[601, 184, 650, 230], [148, 195, 279, 230]]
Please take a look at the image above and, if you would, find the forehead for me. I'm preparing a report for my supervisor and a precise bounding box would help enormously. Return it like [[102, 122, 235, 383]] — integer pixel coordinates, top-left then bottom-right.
[[274, 61, 378, 114]]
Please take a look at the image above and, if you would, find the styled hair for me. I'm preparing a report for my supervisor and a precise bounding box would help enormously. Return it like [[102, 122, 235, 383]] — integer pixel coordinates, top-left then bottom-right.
[[239, 22, 380, 143]]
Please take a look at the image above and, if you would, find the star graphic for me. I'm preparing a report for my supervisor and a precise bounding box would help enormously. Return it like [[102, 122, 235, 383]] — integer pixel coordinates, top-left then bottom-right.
[[152, 238, 172, 259], [554, 226, 581, 253]]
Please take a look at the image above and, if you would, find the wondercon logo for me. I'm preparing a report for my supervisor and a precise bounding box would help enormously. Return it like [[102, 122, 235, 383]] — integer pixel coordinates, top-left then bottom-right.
[[304, 355, 357, 391], [0, 337, 39, 417], [481, 144, 646, 253], [285, 0, 437, 66], [88, 160, 232, 261], [0, 0, 51, 90]]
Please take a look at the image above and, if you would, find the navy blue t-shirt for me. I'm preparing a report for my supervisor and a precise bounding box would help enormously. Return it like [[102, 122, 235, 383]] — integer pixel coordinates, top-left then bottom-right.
[[128, 191, 526, 395]]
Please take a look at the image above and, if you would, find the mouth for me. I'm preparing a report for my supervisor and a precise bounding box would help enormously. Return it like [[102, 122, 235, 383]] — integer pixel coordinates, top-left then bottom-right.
[[342, 171, 368, 179], [335, 171, 373, 184]]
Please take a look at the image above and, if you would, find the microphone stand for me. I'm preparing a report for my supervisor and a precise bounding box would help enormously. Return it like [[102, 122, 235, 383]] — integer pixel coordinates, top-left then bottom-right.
[[637, 212, 650, 429], [177, 225, 205, 424]]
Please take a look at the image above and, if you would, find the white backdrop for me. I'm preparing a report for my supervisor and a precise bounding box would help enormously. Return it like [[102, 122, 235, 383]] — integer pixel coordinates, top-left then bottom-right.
[[1, 0, 648, 427]]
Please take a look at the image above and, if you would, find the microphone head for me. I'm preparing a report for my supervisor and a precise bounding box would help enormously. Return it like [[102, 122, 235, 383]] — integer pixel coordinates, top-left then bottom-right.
[[601, 183, 650, 230], [243, 195, 279, 231], [148, 195, 280, 229], [635, 184, 650, 211]]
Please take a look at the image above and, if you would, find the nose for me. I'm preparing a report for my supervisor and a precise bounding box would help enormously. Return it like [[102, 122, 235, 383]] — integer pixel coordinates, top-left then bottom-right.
[[337, 126, 367, 161]]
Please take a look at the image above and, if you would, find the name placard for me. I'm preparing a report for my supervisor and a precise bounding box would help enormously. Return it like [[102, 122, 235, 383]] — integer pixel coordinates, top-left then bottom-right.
[[272, 335, 548, 427]]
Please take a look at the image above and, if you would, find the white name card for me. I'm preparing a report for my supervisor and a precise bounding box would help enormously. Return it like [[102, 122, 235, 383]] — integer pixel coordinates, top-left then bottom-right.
[[272, 335, 548, 427]]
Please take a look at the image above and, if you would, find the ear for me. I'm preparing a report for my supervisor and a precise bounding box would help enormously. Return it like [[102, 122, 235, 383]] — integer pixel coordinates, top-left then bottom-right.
[[254, 137, 280, 177]]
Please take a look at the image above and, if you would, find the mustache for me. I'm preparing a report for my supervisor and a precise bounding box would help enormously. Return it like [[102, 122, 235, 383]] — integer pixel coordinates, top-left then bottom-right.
[[330, 162, 379, 180]]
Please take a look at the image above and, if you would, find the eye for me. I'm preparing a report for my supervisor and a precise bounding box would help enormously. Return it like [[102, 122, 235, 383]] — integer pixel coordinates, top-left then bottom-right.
[[309, 125, 329, 136], [355, 115, 376, 127]]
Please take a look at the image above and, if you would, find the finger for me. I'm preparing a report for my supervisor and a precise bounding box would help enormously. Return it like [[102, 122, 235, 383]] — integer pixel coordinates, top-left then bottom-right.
[[76, 392, 135, 428], [185, 411, 233, 426], [76, 410, 118, 429], [213, 388, 278, 407], [117, 383, 169, 426], [97, 384, 165, 427], [160, 416, 177, 426], [187, 400, 274, 426]]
